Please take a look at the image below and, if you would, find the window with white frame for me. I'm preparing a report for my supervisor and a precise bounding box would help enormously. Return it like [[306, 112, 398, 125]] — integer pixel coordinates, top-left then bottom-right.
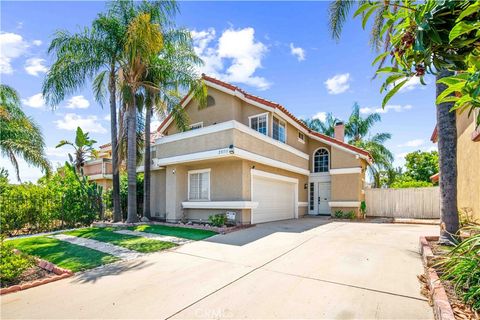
[[188, 169, 210, 200], [273, 117, 286, 143], [189, 122, 203, 130], [249, 113, 268, 135], [298, 131, 305, 143], [314, 148, 329, 173]]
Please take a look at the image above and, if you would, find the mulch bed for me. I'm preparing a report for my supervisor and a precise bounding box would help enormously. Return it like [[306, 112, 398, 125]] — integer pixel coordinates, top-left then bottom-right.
[[419, 236, 478, 320], [1, 265, 55, 289]]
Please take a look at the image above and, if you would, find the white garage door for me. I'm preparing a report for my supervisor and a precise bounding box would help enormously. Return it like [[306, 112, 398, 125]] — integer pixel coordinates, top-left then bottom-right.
[[251, 171, 297, 224]]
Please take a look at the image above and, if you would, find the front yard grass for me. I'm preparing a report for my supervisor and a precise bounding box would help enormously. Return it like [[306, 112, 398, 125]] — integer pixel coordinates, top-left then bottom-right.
[[8, 236, 119, 272], [130, 224, 217, 240], [64, 227, 177, 253]]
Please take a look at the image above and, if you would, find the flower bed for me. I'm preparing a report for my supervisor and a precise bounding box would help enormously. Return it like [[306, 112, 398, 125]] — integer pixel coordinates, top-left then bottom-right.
[[419, 236, 478, 320], [1, 256, 72, 295]]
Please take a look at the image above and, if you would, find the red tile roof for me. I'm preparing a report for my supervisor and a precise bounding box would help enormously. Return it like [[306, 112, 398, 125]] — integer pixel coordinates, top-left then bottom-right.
[[157, 74, 372, 161], [431, 126, 438, 143]]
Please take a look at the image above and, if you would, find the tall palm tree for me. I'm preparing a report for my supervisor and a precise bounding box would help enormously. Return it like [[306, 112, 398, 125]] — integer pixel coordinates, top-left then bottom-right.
[[56, 126, 97, 174], [43, 13, 124, 222], [0, 85, 50, 181], [345, 103, 394, 187], [139, 30, 206, 220], [328, 1, 460, 241], [302, 113, 338, 137]]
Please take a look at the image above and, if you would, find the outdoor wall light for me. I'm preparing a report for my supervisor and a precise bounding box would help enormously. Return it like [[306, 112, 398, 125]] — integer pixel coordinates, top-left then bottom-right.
[[304, 183, 308, 189], [172, 169, 176, 174], [228, 144, 234, 154]]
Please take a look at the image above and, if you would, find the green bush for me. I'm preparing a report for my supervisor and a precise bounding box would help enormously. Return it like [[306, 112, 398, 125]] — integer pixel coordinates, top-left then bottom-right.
[[333, 210, 356, 219], [390, 176, 433, 188], [0, 238, 34, 285], [208, 214, 227, 227], [104, 173, 143, 220], [360, 201, 367, 216], [0, 164, 102, 236], [436, 226, 480, 311]]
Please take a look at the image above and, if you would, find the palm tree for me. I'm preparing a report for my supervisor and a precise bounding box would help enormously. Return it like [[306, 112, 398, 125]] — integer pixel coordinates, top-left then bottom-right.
[[43, 12, 124, 222], [138, 30, 206, 220], [345, 103, 394, 187], [302, 113, 338, 137], [0, 85, 50, 181], [56, 127, 97, 174]]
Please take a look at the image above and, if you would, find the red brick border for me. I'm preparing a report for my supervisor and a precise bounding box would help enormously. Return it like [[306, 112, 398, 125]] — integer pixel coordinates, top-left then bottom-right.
[[419, 236, 455, 320], [0, 257, 73, 295]]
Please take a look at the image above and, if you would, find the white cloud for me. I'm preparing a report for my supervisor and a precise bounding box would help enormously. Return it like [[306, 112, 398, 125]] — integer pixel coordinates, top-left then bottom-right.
[[103, 114, 111, 121], [398, 139, 424, 148], [360, 104, 413, 114], [289, 43, 305, 61], [191, 27, 270, 90], [312, 112, 327, 122], [22, 93, 45, 108], [54, 113, 107, 134], [0, 32, 30, 74], [24, 57, 48, 76], [65, 95, 90, 109], [32, 40, 42, 46], [324, 73, 350, 95], [45, 146, 69, 160], [398, 77, 423, 92]]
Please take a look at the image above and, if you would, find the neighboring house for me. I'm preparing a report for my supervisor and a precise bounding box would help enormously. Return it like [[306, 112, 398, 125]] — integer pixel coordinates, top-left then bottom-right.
[[430, 109, 480, 220], [146, 75, 372, 225], [83, 143, 113, 190]]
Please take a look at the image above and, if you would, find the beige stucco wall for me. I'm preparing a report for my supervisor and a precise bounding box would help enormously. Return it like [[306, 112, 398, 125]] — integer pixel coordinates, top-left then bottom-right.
[[456, 111, 480, 221], [331, 173, 363, 202], [150, 170, 166, 218]]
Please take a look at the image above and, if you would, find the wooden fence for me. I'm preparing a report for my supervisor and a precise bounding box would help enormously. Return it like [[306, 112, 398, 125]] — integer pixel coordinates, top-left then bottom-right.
[[365, 187, 440, 219]]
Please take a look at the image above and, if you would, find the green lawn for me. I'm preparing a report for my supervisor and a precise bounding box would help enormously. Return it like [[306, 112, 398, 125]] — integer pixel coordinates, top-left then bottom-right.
[[64, 227, 177, 253], [9, 236, 119, 272], [130, 224, 217, 241]]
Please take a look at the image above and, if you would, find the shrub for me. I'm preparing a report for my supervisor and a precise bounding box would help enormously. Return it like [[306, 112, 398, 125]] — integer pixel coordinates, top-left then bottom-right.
[[436, 226, 480, 311], [208, 214, 227, 227], [390, 176, 433, 188], [104, 173, 143, 220], [333, 210, 356, 219], [0, 238, 34, 284], [360, 201, 367, 216]]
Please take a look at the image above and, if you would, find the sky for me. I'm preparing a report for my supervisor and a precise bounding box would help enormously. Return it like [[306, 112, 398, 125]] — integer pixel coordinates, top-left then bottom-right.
[[1, 1, 437, 183]]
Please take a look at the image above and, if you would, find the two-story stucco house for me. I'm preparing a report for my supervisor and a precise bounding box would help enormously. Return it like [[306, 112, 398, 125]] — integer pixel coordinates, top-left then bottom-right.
[[148, 75, 372, 224]]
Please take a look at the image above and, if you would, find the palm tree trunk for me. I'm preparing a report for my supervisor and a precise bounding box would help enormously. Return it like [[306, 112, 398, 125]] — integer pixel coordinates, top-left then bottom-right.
[[126, 93, 138, 223], [109, 67, 122, 222], [143, 105, 152, 220], [436, 69, 459, 244]]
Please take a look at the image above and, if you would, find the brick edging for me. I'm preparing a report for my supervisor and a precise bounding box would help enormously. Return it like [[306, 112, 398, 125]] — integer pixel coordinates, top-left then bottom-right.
[[0, 257, 73, 295], [419, 236, 455, 320]]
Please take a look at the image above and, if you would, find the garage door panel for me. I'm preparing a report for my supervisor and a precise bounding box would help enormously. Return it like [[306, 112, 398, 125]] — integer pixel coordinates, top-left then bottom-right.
[[252, 175, 296, 224]]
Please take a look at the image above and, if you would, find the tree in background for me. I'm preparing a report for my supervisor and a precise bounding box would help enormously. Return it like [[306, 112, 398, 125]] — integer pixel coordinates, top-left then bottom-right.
[[344, 103, 394, 187], [56, 127, 98, 174], [0, 85, 50, 182], [302, 113, 339, 137], [404, 150, 439, 183]]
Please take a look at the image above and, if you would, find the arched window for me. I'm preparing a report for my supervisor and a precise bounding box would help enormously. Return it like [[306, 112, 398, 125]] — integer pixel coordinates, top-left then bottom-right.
[[314, 148, 329, 173], [206, 95, 215, 107]]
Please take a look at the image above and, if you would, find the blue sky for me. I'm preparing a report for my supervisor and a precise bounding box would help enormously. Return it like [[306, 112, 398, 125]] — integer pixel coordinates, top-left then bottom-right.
[[1, 1, 437, 182]]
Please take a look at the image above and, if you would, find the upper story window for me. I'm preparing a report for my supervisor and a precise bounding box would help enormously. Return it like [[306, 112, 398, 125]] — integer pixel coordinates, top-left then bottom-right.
[[249, 113, 268, 136], [188, 169, 210, 201], [314, 148, 329, 173], [298, 131, 305, 143], [206, 95, 215, 107], [189, 122, 203, 130], [273, 117, 286, 143]]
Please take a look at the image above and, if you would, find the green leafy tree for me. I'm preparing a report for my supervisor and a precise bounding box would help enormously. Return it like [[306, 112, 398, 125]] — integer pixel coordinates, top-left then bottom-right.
[[56, 127, 97, 174], [404, 150, 439, 182], [0, 85, 50, 182], [302, 113, 339, 137], [344, 0, 476, 243], [390, 176, 433, 189]]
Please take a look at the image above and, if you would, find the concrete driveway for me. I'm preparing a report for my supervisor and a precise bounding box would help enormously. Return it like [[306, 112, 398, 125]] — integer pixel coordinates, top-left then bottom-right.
[[1, 218, 436, 319]]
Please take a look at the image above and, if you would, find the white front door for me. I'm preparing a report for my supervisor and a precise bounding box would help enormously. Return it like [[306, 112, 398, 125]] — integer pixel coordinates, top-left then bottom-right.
[[317, 182, 331, 215], [309, 181, 331, 215]]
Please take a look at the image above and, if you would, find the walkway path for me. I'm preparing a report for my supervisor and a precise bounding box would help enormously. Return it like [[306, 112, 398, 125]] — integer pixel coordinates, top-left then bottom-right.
[[114, 229, 192, 245], [50, 234, 143, 260]]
